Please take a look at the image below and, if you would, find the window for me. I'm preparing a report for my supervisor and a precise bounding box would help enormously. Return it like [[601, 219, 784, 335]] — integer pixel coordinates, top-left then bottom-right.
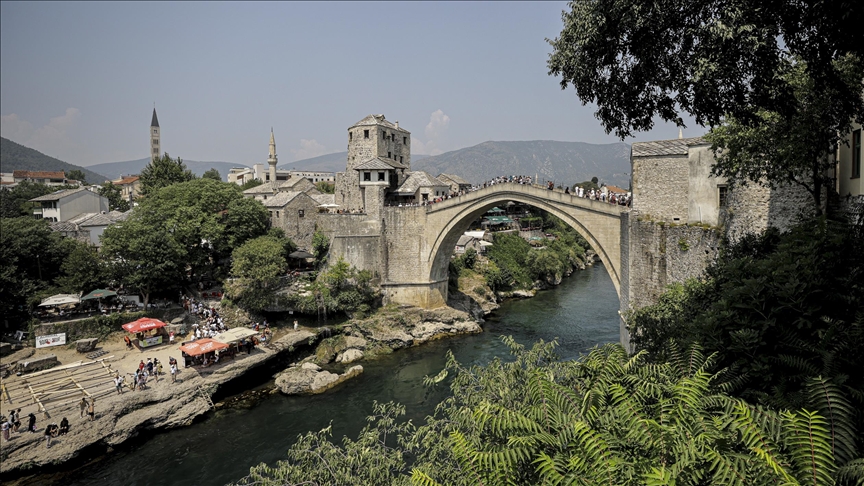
[[154, 140, 159, 145], [853, 129, 861, 179], [388, 151, 392, 159], [153, 129, 157, 134], [364, 130, 369, 139], [718, 185, 728, 208], [349, 132, 353, 141], [269, 211, 273, 218], [382, 132, 386, 140], [378, 171, 385, 181], [153, 148, 158, 154], [391, 134, 395, 142], [276, 211, 280, 218], [298, 209, 304, 218], [363, 172, 371, 181], [403, 136, 407, 144], [400, 156, 403, 164]]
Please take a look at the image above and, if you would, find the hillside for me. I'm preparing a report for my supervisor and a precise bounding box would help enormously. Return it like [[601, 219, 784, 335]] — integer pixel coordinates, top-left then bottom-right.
[[413, 140, 631, 188], [87, 158, 247, 181], [280, 152, 431, 172], [0, 137, 109, 184]]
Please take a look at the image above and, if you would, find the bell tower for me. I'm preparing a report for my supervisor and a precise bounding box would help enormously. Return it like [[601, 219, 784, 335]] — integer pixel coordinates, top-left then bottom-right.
[[150, 107, 160, 161]]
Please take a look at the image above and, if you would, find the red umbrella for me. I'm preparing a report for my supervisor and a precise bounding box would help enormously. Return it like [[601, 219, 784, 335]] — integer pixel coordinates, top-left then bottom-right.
[[122, 317, 167, 333]]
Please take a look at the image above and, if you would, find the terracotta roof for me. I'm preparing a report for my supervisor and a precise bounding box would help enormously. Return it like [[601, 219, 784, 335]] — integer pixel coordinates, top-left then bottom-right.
[[349, 114, 411, 133], [394, 171, 448, 194], [13, 170, 66, 179], [113, 176, 140, 185], [605, 185, 628, 194], [631, 136, 707, 157], [29, 187, 88, 202]]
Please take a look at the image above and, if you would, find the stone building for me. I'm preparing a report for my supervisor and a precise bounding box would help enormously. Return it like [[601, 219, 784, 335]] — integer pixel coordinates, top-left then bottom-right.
[[29, 187, 109, 223], [150, 108, 160, 162], [263, 191, 321, 249], [437, 173, 471, 194], [111, 175, 141, 202]]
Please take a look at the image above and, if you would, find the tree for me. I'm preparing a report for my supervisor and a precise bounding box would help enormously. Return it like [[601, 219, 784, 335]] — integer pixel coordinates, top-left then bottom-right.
[[97, 182, 130, 212], [311, 231, 330, 266], [101, 217, 186, 308], [315, 180, 335, 194], [0, 181, 57, 218], [56, 241, 107, 294], [65, 169, 87, 184], [225, 236, 286, 311], [706, 57, 864, 215], [139, 153, 195, 196], [547, 0, 864, 138], [202, 168, 222, 181], [239, 179, 264, 191]]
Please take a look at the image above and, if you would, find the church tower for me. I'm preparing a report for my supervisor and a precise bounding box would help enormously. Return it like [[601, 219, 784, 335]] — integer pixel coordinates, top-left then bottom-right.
[[150, 108, 160, 161], [267, 128, 278, 183]]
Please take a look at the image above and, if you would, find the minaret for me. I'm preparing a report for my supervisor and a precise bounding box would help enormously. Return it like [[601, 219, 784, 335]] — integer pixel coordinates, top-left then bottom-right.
[[150, 107, 161, 161], [267, 128, 278, 183]]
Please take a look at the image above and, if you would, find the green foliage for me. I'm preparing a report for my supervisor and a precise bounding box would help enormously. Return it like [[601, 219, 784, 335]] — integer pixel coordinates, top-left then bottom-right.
[[234, 340, 863, 486], [202, 168, 222, 181], [546, 0, 864, 138], [267, 227, 298, 260], [65, 169, 87, 184], [239, 179, 264, 191], [97, 182, 130, 212], [0, 181, 62, 217], [285, 258, 378, 319], [706, 56, 864, 215], [485, 233, 533, 289], [315, 180, 335, 194], [630, 217, 864, 442], [312, 231, 330, 265], [139, 153, 195, 196], [56, 241, 108, 294], [0, 217, 74, 323], [573, 180, 600, 193], [225, 236, 286, 312], [100, 217, 186, 307], [677, 237, 690, 251], [461, 247, 477, 270]]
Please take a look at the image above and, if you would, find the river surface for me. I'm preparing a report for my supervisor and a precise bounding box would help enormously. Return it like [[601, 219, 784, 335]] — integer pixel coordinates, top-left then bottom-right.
[[68, 264, 620, 486]]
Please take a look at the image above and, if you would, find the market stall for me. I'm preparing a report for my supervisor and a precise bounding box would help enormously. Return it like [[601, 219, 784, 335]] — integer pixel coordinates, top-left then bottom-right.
[[179, 338, 229, 367], [213, 327, 259, 360], [122, 317, 168, 349]]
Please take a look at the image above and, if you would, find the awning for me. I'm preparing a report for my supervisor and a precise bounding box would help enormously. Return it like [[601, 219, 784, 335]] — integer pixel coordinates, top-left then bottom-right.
[[81, 288, 118, 300], [39, 294, 81, 307], [179, 338, 229, 356], [213, 327, 259, 344], [288, 250, 314, 259], [122, 317, 167, 333]]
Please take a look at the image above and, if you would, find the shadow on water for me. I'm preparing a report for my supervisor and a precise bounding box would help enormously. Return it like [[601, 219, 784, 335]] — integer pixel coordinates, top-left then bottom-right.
[[46, 264, 620, 486]]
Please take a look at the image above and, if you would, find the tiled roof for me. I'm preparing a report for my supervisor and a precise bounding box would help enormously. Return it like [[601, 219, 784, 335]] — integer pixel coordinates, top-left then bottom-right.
[[113, 176, 140, 185], [349, 114, 410, 133], [354, 158, 397, 170], [394, 171, 448, 194], [29, 187, 87, 202], [49, 221, 80, 232], [605, 185, 628, 194], [14, 170, 66, 179], [279, 177, 311, 189], [243, 182, 279, 194], [263, 191, 302, 208], [438, 173, 469, 185], [108, 210, 131, 221], [311, 193, 335, 205], [631, 136, 707, 157]]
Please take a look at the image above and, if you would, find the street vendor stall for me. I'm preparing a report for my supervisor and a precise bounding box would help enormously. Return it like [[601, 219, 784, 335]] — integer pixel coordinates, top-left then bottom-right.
[[122, 317, 168, 349], [213, 327, 259, 360], [179, 338, 229, 367]]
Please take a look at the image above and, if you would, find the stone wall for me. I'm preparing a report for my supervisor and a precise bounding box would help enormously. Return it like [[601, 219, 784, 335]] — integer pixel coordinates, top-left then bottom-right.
[[631, 155, 690, 222], [318, 213, 382, 278], [723, 181, 814, 244], [271, 194, 321, 250]]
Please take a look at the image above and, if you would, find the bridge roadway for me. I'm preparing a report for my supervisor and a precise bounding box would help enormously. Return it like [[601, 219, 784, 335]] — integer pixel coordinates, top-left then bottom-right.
[[376, 182, 629, 309]]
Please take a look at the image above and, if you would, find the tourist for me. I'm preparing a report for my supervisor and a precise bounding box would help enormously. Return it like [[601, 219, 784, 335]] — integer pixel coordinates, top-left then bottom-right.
[[294, 319, 299, 331], [115, 374, 124, 394], [10, 408, 20, 432], [124, 335, 132, 349], [59, 417, 69, 435], [146, 358, 154, 375], [87, 399, 95, 421], [1, 416, 10, 442], [79, 397, 88, 418], [169, 331, 175, 344], [27, 412, 36, 433], [44, 423, 54, 448], [137, 372, 146, 391], [155, 358, 163, 377], [170, 362, 177, 383], [138, 360, 145, 372]]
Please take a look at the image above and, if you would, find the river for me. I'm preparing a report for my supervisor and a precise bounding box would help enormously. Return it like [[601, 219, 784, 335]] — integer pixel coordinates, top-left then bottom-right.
[[66, 264, 620, 486]]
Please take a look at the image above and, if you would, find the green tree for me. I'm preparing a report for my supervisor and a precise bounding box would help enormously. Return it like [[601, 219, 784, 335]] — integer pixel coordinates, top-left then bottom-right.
[[97, 182, 130, 212], [139, 153, 195, 196], [202, 168, 222, 181], [547, 0, 864, 138], [56, 241, 107, 294], [267, 227, 298, 261], [239, 179, 264, 191], [0, 181, 57, 217], [225, 236, 286, 311], [65, 169, 87, 184], [315, 180, 335, 194], [101, 217, 186, 308], [286, 257, 378, 319], [311, 231, 330, 266]]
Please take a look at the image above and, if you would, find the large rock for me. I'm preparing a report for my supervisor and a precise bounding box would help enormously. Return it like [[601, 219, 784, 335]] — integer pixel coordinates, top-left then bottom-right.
[[17, 354, 58, 373], [301, 362, 321, 371], [275, 364, 364, 395], [76, 338, 99, 353], [343, 336, 368, 349], [335, 348, 364, 363], [367, 327, 414, 349], [410, 320, 482, 344]]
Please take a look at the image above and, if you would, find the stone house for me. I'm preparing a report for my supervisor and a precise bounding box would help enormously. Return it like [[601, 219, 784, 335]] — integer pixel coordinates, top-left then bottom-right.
[[264, 191, 321, 249], [13, 170, 69, 186], [111, 175, 141, 202], [29, 187, 109, 223], [50, 210, 130, 246], [391, 171, 451, 204], [437, 173, 471, 194]]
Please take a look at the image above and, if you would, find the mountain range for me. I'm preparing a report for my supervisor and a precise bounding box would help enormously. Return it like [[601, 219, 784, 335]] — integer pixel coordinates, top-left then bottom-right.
[[0, 137, 109, 184], [2, 138, 631, 189]]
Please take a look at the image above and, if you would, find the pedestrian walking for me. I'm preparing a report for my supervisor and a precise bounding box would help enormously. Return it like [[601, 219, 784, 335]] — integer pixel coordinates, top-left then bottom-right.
[[170, 362, 177, 383], [27, 412, 36, 433], [293, 319, 298, 331], [87, 399, 95, 421], [44, 423, 54, 448], [1, 417, 10, 442], [11, 408, 21, 432], [115, 374, 124, 394], [79, 397, 88, 418]]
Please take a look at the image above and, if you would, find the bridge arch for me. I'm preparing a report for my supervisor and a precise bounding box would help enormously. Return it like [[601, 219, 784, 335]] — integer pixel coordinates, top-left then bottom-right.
[[422, 183, 626, 299]]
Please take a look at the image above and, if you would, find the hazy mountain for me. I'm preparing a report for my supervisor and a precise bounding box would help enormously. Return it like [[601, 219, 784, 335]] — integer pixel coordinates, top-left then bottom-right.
[[87, 158, 247, 181], [280, 152, 431, 172], [413, 140, 632, 188], [0, 137, 110, 184]]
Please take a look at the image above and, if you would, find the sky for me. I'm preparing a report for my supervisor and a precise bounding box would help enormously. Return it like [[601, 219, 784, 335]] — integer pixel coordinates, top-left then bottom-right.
[[1, 1, 699, 167]]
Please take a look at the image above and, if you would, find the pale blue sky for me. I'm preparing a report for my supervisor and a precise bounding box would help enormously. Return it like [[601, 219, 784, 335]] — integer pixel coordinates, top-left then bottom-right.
[[1, 1, 697, 167]]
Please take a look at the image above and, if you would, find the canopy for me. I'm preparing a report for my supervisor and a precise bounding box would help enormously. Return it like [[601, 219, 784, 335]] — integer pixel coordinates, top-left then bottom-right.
[[179, 338, 229, 356], [288, 250, 314, 259], [81, 288, 118, 300], [487, 207, 505, 214], [122, 317, 167, 333], [39, 294, 81, 307], [483, 216, 515, 224], [213, 327, 259, 344]]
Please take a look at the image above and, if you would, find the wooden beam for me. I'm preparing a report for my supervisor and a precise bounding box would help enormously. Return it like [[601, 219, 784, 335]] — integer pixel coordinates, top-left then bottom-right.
[[27, 384, 49, 419], [1, 382, 12, 404]]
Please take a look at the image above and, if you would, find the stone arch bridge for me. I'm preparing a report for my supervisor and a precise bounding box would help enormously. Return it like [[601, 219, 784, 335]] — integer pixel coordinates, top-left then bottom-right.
[[322, 182, 628, 311]]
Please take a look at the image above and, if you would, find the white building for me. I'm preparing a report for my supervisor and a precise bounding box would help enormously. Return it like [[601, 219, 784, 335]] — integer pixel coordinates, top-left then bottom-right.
[[29, 187, 109, 222]]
